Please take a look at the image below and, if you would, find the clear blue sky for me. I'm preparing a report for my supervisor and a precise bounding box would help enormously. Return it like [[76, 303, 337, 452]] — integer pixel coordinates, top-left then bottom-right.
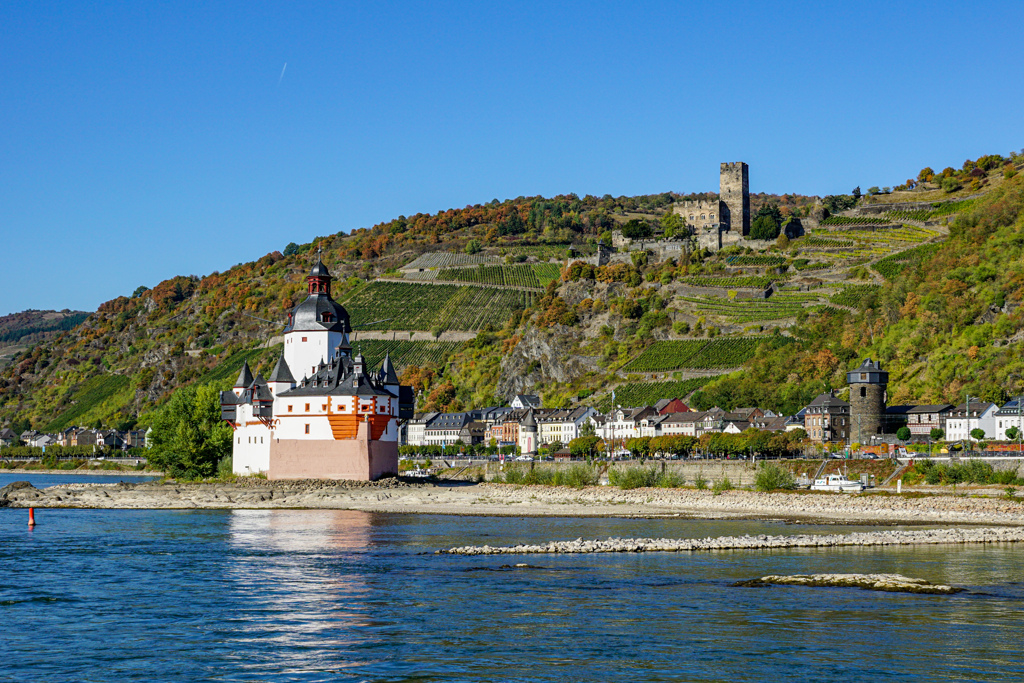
[[2, 1, 1022, 315]]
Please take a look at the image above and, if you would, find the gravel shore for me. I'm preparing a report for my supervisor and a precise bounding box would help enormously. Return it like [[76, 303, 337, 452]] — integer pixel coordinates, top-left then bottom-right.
[[2, 479, 1023, 526]]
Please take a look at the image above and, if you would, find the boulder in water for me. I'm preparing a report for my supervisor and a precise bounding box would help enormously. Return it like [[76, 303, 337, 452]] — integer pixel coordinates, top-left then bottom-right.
[[732, 573, 963, 594]]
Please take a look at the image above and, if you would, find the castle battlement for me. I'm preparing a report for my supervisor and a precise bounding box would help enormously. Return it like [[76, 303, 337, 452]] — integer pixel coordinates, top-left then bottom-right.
[[671, 161, 751, 248]]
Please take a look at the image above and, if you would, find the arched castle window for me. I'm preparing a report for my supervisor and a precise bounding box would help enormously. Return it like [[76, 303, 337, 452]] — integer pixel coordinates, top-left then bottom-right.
[[710, 213, 715, 220], [701, 214, 706, 220], [689, 215, 694, 220]]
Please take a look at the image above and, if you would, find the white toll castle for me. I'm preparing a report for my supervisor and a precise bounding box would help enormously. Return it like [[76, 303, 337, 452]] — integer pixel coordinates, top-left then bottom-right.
[[220, 254, 413, 480]]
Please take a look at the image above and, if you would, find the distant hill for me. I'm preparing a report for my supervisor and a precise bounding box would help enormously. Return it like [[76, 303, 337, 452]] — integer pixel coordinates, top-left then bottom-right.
[[1, 150, 1022, 432], [0, 309, 90, 369]]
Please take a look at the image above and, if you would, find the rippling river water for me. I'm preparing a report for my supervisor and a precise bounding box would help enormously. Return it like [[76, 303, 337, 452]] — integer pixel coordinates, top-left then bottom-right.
[[2, 474, 1023, 681]]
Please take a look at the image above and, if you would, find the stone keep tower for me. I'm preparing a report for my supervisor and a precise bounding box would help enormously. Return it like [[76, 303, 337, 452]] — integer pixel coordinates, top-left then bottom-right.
[[720, 162, 750, 236], [848, 358, 888, 445]]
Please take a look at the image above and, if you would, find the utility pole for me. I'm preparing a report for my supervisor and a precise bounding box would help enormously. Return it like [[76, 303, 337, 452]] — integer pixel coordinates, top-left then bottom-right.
[[965, 393, 972, 456]]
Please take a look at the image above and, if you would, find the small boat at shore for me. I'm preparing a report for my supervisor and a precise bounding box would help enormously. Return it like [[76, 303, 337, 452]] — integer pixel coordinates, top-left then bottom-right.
[[810, 473, 865, 493]]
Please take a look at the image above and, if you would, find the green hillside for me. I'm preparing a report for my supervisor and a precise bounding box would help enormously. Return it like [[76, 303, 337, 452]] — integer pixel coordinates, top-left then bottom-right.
[[2, 150, 1022, 429]]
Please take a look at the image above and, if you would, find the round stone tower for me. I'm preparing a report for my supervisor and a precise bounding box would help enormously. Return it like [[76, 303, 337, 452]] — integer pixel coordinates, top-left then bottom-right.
[[848, 359, 888, 445]]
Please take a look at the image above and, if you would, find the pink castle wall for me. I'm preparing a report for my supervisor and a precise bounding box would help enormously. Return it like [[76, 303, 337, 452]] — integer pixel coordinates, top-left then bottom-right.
[[268, 422, 398, 481]]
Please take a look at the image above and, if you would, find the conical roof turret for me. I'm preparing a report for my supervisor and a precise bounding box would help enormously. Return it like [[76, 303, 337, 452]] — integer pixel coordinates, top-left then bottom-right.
[[379, 352, 399, 385], [268, 352, 295, 384], [234, 361, 254, 388], [521, 407, 537, 430]]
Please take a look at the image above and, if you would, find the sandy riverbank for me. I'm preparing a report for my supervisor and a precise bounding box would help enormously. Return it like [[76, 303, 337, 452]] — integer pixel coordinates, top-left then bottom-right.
[[2, 479, 1024, 526]]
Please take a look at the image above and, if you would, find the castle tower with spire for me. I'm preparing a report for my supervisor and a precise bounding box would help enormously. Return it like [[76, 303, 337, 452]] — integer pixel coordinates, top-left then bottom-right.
[[220, 252, 412, 480], [283, 251, 352, 382]]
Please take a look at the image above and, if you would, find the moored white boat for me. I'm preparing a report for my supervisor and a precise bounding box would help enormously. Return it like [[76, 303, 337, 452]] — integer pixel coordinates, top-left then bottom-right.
[[810, 473, 865, 493]]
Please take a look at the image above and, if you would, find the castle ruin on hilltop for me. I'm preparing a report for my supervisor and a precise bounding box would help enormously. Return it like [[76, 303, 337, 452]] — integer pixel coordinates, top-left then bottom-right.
[[673, 162, 750, 251]]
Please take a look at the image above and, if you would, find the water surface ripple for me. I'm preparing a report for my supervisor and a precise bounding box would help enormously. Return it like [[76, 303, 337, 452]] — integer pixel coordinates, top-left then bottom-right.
[[2, 492, 1024, 681]]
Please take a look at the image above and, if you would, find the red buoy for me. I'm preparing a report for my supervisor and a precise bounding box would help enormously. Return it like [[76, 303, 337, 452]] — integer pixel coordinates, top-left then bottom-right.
[[28, 508, 36, 528]]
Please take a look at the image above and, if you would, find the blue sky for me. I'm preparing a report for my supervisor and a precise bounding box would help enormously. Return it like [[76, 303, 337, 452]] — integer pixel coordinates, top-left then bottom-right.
[[2, 1, 1022, 315]]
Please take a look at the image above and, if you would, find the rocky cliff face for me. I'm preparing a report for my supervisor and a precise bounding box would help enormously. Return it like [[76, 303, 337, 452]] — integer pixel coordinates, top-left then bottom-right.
[[496, 325, 599, 398]]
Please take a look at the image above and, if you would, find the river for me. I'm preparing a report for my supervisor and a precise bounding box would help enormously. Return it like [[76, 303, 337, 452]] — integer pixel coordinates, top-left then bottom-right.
[[2, 473, 1023, 681]]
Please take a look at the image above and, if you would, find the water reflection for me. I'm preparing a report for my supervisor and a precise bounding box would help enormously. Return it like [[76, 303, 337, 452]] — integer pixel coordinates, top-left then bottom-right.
[[224, 510, 382, 675]]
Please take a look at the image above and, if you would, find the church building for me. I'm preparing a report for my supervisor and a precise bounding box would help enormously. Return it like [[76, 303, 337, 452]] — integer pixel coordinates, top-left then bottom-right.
[[220, 254, 413, 480]]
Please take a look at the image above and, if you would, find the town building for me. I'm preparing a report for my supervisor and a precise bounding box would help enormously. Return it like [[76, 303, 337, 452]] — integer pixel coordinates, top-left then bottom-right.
[[654, 398, 689, 415], [946, 401, 998, 442], [994, 397, 1024, 442], [536, 407, 597, 445], [804, 392, 851, 443], [885, 404, 953, 438], [221, 254, 412, 480], [424, 412, 473, 447], [404, 413, 436, 446], [510, 394, 541, 409], [0, 428, 17, 447]]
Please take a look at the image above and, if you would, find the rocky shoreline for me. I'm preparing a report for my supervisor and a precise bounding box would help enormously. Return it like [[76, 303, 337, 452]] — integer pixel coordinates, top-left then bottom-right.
[[436, 526, 1024, 555], [1, 479, 1023, 527]]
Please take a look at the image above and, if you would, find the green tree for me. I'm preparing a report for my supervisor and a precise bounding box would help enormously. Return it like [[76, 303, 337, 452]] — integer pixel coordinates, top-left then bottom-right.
[[751, 214, 779, 240], [660, 211, 684, 238], [896, 426, 911, 442], [751, 204, 782, 240], [621, 219, 653, 241], [464, 239, 481, 254], [148, 383, 232, 480], [970, 428, 986, 441], [929, 427, 944, 441], [569, 435, 601, 459], [283, 242, 300, 256], [132, 285, 150, 298], [1006, 426, 1021, 441]]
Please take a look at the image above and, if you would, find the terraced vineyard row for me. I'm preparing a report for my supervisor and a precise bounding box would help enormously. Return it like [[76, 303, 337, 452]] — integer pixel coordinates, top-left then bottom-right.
[[343, 282, 532, 331], [885, 209, 931, 221], [682, 275, 778, 289], [830, 285, 882, 308], [769, 292, 830, 303], [696, 301, 805, 319], [833, 225, 939, 244], [438, 264, 542, 288], [351, 340, 460, 370], [681, 296, 814, 323], [798, 236, 854, 248], [792, 259, 829, 271], [532, 263, 563, 286], [621, 340, 710, 372], [622, 335, 794, 372], [434, 263, 562, 289], [873, 243, 941, 280], [596, 376, 718, 412], [728, 255, 786, 266], [403, 252, 496, 270], [928, 198, 976, 217], [821, 215, 891, 225], [882, 200, 974, 223]]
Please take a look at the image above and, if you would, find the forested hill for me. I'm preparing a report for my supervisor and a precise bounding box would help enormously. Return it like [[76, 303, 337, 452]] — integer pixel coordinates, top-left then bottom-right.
[[0, 309, 90, 369], [1, 151, 1023, 432]]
